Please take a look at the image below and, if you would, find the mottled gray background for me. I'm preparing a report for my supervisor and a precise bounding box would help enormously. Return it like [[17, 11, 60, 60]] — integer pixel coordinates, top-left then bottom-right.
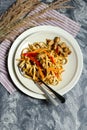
[[0, 0, 87, 130]]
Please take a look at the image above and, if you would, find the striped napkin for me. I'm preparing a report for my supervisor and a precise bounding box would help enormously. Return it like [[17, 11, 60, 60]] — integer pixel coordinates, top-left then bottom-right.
[[0, 4, 81, 94]]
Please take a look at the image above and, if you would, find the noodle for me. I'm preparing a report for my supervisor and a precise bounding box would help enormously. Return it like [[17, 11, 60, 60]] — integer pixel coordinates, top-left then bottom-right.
[[17, 37, 71, 85]]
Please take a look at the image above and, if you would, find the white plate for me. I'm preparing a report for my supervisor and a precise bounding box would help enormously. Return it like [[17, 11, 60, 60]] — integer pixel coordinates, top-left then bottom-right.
[[8, 25, 83, 99]]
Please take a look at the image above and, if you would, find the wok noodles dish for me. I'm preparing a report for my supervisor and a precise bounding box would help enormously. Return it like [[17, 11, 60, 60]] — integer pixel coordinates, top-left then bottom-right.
[[17, 37, 71, 85]]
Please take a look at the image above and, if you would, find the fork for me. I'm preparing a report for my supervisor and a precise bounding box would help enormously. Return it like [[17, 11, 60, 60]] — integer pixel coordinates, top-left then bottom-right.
[[35, 81, 65, 106], [19, 68, 65, 106], [39, 78, 65, 103]]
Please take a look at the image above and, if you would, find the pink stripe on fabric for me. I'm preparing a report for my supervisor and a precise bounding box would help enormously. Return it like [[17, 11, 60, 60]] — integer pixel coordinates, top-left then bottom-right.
[[0, 61, 7, 68], [0, 39, 11, 45], [0, 66, 8, 75], [0, 3, 81, 94], [0, 72, 16, 94], [45, 10, 80, 30], [0, 40, 11, 75]]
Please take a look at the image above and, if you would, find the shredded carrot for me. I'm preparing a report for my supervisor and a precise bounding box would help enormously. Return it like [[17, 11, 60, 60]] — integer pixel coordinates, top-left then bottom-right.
[[48, 67, 58, 72], [31, 48, 47, 53], [44, 50, 56, 64], [48, 67, 59, 78]]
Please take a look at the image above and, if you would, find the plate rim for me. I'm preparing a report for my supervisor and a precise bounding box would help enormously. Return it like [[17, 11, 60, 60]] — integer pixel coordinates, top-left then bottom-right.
[[7, 25, 83, 99]]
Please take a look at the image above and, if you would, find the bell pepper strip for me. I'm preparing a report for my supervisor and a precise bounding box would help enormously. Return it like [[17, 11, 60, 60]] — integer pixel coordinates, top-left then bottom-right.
[[22, 48, 48, 57], [49, 56, 56, 64], [55, 46, 59, 54], [22, 54, 44, 79], [29, 57, 44, 79], [22, 52, 38, 57]]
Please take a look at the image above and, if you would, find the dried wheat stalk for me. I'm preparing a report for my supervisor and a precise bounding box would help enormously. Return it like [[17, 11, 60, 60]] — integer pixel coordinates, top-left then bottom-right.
[[0, 0, 40, 31], [0, 0, 73, 42]]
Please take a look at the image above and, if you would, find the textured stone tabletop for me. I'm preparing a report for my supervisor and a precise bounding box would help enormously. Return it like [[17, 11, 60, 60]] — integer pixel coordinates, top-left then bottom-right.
[[0, 0, 87, 130]]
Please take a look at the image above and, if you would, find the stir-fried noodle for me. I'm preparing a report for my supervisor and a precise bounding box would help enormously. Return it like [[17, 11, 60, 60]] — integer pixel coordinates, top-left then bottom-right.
[[17, 37, 71, 85]]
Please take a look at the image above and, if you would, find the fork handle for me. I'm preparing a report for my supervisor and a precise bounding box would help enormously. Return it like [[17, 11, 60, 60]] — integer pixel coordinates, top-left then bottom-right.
[[40, 79, 65, 103], [35, 82, 59, 106]]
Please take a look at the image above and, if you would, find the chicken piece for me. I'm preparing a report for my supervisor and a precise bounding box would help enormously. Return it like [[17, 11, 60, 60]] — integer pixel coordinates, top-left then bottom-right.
[[46, 39, 54, 46], [54, 37, 60, 43], [46, 39, 54, 49], [61, 42, 67, 48]]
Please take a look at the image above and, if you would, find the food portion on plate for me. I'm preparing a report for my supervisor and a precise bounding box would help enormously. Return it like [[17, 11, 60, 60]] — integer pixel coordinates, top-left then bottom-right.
[[17, 36, 71, 85], [8, 25, 83, 98]]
